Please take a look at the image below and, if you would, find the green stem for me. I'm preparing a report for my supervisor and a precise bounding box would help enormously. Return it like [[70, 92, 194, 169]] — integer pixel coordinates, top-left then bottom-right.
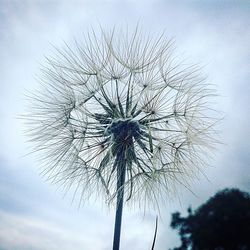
[[112, 153, 126, 250], [151, 216, 158, 250]]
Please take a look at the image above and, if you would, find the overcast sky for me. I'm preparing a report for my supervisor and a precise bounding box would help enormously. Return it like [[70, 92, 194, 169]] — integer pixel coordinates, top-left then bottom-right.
[[0, 1, 250, 249]]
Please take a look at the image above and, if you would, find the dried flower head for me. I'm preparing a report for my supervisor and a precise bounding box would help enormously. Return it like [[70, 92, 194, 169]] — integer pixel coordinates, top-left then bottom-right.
[[25, 27, 219, 210]]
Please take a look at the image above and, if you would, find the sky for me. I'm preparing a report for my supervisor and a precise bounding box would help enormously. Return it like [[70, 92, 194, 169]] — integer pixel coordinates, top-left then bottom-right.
[[0, 0, 250, 249]]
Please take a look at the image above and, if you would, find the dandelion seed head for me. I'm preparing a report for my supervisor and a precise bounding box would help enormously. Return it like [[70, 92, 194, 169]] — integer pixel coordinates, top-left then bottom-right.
[[24, 27, 220, 210]]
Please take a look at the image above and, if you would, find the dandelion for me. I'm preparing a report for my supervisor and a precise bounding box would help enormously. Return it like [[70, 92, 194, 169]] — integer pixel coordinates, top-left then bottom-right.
[[24, 27, 219, 250]]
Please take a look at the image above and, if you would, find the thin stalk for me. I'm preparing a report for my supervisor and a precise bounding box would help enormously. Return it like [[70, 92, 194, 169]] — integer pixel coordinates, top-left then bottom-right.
[[151, 216, 158, 250], [112, 152, 126, 250]]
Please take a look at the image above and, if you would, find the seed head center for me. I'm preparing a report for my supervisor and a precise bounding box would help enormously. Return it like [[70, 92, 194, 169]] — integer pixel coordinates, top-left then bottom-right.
[[107, 119, 140, 144]]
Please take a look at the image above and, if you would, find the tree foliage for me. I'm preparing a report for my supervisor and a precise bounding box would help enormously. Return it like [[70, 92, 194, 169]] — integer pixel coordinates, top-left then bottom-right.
[[171, 188, 250, 250]]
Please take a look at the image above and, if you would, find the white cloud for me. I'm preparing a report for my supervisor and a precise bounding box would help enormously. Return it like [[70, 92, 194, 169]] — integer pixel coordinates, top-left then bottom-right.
[[0, 209, 109, 250]]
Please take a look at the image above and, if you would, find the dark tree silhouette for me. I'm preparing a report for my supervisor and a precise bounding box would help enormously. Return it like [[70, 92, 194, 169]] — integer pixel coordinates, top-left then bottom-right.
[[170, 188, 250, 250]]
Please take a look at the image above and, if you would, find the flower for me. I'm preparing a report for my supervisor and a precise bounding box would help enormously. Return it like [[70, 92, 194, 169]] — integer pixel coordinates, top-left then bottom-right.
[[24, 27, 219, 210]]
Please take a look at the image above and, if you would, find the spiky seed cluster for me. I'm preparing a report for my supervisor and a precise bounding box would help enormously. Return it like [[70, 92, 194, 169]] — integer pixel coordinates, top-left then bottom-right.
[[25, 28, 218, 209]]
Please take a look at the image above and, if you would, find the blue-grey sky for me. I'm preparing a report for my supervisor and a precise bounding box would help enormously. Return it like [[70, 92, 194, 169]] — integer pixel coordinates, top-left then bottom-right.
[[0, 1, 250, 249]]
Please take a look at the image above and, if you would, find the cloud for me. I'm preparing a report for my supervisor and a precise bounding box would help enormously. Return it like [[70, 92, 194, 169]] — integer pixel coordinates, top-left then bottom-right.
[[0, 209, 109, 250]]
